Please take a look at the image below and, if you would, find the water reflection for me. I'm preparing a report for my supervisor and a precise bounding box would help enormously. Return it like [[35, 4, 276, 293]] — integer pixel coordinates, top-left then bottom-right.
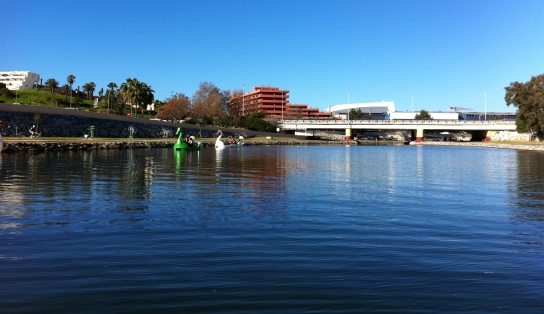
[[174, 150, 188, 173], [515, 151, 544, 222], [2, 147, 544, 232]]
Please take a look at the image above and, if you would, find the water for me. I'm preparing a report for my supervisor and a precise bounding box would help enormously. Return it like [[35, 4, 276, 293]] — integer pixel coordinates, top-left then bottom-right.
[[1, 145, 543, 313]]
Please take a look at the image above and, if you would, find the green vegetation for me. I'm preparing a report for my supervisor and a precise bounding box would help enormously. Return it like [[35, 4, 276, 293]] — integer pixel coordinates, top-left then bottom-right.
[[0, 87, 95, 108], [349, 108, 371, 119], [505, 74, 544, 140], [0, 77, 276, 133], [415, 109, 431, 119]]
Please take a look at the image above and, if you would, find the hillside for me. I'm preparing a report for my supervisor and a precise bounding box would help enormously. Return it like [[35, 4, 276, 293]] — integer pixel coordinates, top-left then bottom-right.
[[0, 89, 97, 110]]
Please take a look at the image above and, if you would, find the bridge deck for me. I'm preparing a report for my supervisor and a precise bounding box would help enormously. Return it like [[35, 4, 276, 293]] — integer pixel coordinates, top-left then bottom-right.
[[279, 119, 516, 131]]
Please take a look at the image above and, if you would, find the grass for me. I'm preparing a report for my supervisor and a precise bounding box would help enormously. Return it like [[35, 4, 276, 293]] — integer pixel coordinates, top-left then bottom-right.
[[1, 89, 96, 109]]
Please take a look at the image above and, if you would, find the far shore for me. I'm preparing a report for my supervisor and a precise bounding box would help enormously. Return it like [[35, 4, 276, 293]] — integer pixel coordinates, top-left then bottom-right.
[[1, 136, 544, 152]]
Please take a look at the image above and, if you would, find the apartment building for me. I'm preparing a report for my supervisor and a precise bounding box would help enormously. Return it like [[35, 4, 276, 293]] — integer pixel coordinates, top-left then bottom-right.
[[230, 86, 331, 120], [0, 71, 40, 90]]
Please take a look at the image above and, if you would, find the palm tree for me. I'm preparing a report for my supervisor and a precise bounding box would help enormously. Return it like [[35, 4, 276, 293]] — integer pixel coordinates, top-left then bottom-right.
[[61, 84, 70, 100], [67, 74, 75, 108], [139, 82, 155, 114], [45, 78, 59, 94], [106, 82, 118, 114], [67, 74, 75, 92], [120, 78, 135, 115], [82, 82, 96, 100], [120, 78, 154, 116]]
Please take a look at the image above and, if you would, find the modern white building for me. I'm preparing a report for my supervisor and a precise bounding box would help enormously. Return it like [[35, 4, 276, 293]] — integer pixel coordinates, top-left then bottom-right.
[[0, 71, 40, 90], [323, 101, 396, 119], [389, 111, 459, 120]]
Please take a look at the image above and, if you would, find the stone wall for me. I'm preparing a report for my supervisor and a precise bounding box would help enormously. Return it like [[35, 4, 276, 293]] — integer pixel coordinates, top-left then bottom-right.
[[490, 131, 531, 141], [0, 104, 251, 139]]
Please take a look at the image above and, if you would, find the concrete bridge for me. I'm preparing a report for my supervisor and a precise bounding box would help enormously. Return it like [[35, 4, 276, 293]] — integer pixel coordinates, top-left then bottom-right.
[[278, 119, 517, 141]]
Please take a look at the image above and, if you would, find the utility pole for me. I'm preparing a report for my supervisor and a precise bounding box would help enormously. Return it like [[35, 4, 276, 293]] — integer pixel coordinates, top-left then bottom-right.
[[347, 89, 350, 120], [484, 90, 487, 121]]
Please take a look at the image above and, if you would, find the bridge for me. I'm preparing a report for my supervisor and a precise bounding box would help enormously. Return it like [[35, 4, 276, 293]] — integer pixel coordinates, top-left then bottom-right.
[[278, 119, 517, 141]]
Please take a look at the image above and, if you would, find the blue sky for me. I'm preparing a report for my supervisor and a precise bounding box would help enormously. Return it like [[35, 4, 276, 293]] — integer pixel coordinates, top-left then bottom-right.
[[1, 0, 542, 113]]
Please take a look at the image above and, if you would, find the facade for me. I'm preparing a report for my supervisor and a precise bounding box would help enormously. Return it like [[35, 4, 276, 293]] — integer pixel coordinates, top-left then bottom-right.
[[0, 71, 40, 90], [230, 86, 331, 120], [389, 112, 459, 120], [324, 101, 396, 119]]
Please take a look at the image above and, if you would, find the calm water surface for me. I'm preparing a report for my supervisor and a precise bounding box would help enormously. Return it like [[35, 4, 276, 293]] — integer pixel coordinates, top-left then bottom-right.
[[1, 145, 543, 313]]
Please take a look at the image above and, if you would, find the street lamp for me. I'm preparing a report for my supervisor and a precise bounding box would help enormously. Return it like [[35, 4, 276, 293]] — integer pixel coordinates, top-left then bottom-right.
[[242, 84, 245, 117], [484, 90, 487, 121], [347, 89, 350, 120]]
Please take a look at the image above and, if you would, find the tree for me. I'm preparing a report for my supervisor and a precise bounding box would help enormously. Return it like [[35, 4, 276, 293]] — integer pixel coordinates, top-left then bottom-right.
[[82, 82, 96, 100], [67, 74, 75, 93], [192, 82, 227, 123], [67, 74, 76, 107], [105, 88, 124, 115], [45, 78, 59, 93], [0, 82, 14, 98], [139, 82, 155, 114], [228, 89, 244, 117], [107, 82, 118, 91], [105, 82, 118, 114], [245, 113, 277, 132], [415, 109, 431, 119], [349, 109, 371, 119], [157, 93, 192, 121], [505, 74, 544, 140], [120, 78, 154, 115], [61, 84, 70, 100]]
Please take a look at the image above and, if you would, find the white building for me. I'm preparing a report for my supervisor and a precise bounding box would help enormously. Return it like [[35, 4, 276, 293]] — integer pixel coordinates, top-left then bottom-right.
[[389, 111, 459, 120], [323, 101, 396, 119], [0, 71, 40, 90]]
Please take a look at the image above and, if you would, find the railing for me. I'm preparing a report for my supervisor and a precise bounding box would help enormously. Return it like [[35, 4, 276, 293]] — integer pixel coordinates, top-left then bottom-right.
[[279, 119, 516, 125]]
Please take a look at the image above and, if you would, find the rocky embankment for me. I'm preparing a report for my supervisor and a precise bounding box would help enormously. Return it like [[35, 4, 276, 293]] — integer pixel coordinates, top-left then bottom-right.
[[2, 138, 542, 153], [0, 139, 358, 153]]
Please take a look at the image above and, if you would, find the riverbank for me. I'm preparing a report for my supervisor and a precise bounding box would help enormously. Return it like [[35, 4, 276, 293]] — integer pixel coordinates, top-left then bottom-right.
[[0, 136, 350, 153], [2, 136, 543, 153]]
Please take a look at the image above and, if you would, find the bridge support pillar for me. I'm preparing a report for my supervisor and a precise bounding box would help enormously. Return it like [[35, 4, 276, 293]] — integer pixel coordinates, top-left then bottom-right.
[[416, 128, 424, 142], [484, 130, 494, 142], [345, 128, 353, 141]]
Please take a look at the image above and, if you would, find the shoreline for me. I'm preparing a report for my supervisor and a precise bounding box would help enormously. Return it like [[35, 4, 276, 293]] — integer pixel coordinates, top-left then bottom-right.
[[1, 137, 543, 153], [0, 137, 350, 153]]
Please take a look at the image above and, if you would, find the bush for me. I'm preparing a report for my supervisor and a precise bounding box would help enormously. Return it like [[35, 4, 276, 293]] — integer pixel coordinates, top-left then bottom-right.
[[245, 113, 277, 132]]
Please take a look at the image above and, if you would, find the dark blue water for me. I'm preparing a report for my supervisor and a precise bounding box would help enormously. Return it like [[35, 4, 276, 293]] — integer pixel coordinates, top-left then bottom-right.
[[1, 146, 543, 313]]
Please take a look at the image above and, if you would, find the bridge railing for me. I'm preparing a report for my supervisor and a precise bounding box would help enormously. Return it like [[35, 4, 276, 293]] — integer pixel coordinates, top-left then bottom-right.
[[279, 119, 516, 125]]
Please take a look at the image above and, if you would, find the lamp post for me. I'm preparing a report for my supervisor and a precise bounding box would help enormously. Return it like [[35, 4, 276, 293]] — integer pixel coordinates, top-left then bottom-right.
[[484, 90, 487, 121], [347, 89, 350, 120], [242, 85, 245, 117]]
